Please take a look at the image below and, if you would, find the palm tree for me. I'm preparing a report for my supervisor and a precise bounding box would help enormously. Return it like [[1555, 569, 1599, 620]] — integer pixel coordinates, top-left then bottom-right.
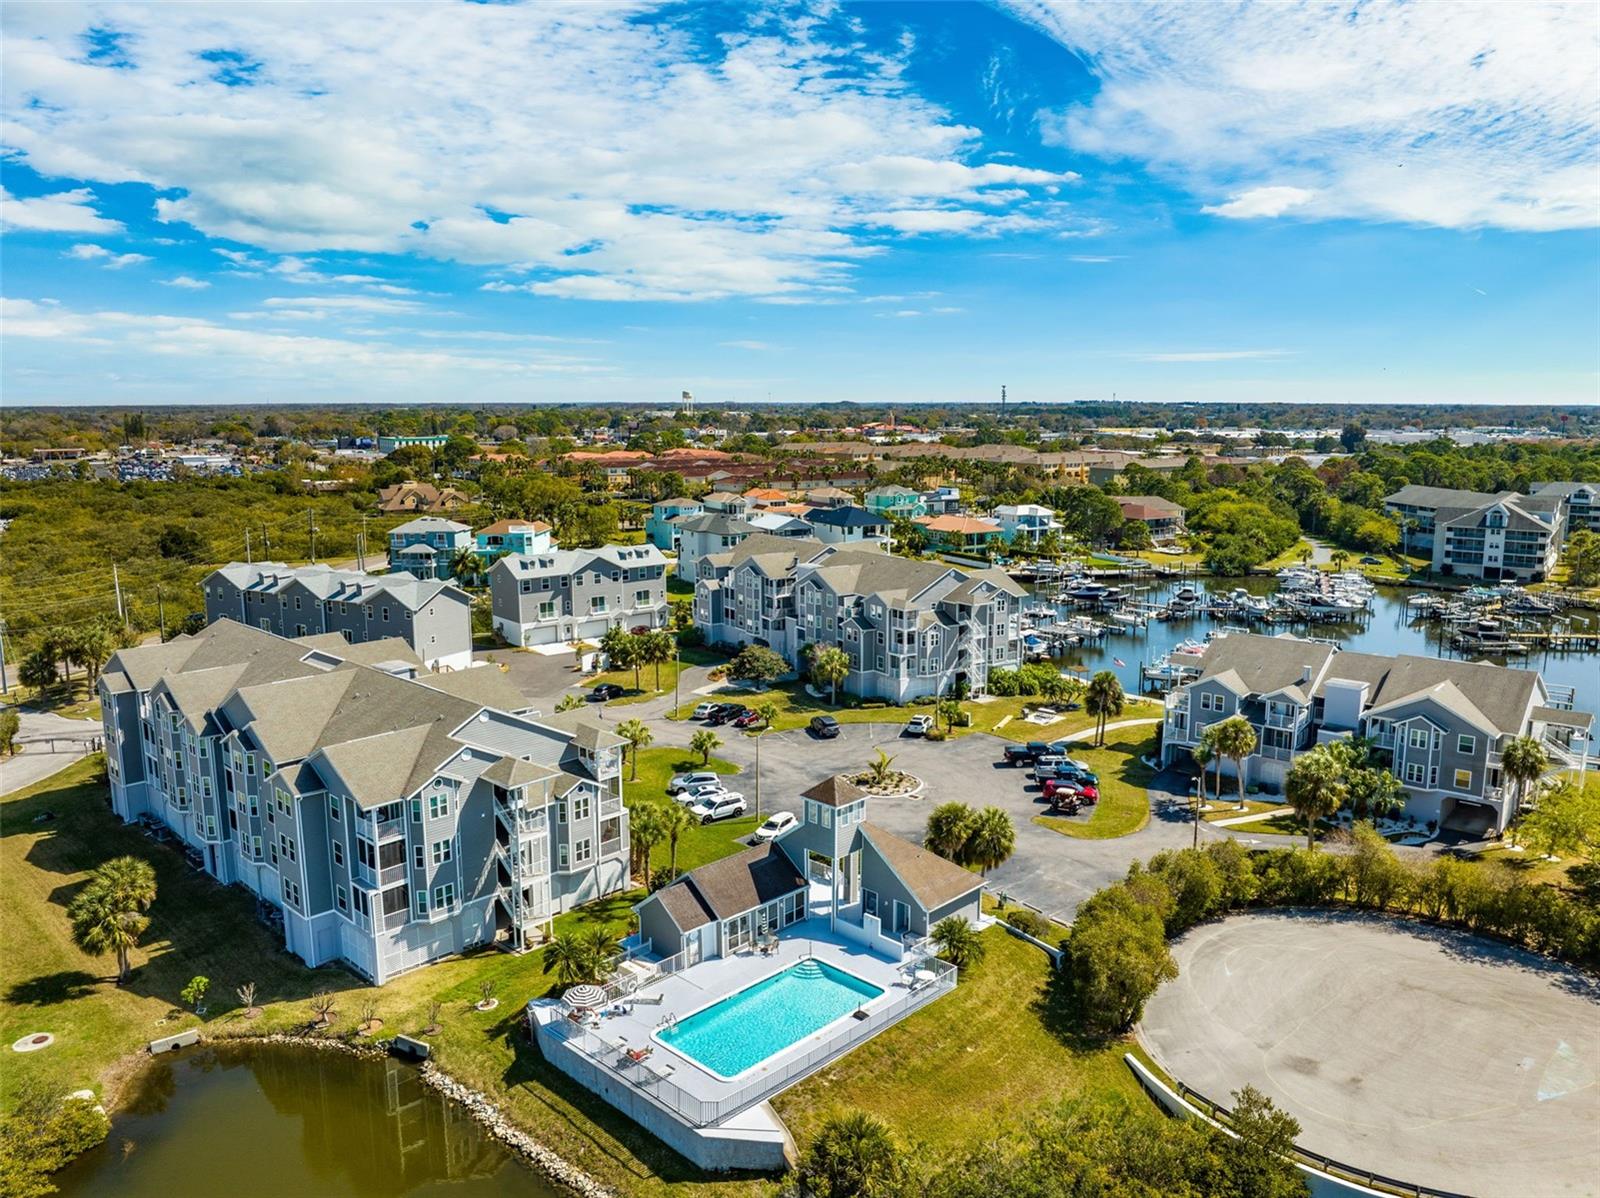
[[931, 915, 985, 969], [864, 748, 897, 789], [641, 630, 675, 691], [811, 645, 850, 704], [70, 625, 114, 682], [963, 806, 1015, 876], [1331, 549, 1350, 572], [448, 546, 484, 585], [543, 933, 594, 987], [1501, 734, 1550, 822], [661, 802, 695, 877], [798, 1111, 907, 1198], [582, 926, 620, 980], [1084, 670, 1125, 746], [1285, 746, 1347, 851], [69, 856, 158, 984], [689, 729, 722, 765], [1211, 715, 1258, 810], [756, 700, 780, 730], [555, 693, 585, 713], [617, 718, 652, 780], [627, 800, 668, 879], [1190, 741, 1214, 848], [924, 802, 976, 861]]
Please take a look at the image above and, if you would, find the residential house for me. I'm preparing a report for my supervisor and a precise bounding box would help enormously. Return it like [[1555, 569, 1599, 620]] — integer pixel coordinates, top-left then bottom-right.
[[98, 620, 631, 983], [204, 562, 473, 671], [562, 449, 652, 491], [992, 503, 1061, 545], [1532, 482, 1600, 539], [806, 505, 892, 549], [695, 540, 1024, 701], [671, 510, 760, 584], [743, 487, 792, 508], [1383, 486, 1567, 580], [387, 517, 473, 579], [748, 511, 814, 539], [1160, 631, 1592, 834], [865, 485, 927, 519], [645, 497, 703, 551], [377, 481, 470, 514], [1113, 495, 1187, 541], [636, 774, 982, 961], [474, 519, 553, 563], [799, 485, 855, 507], [376, 435, 450, 455], [489, 544, 669, 648], [913, 514, 1005, 555], [921, 486, 962, 515]]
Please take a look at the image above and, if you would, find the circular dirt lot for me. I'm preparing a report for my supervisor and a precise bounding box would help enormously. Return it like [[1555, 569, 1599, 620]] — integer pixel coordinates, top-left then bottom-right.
[[1139, 910, 1600, 1198]]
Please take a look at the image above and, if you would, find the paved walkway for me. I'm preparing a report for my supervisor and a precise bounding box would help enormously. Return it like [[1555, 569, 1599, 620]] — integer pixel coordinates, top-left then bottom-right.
[[0, 706, 103, 796]]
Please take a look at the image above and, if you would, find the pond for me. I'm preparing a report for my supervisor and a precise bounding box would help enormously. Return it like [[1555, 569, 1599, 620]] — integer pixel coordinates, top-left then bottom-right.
[[55, 1044, 565, 1198], [1026, 576, 1600, 713]]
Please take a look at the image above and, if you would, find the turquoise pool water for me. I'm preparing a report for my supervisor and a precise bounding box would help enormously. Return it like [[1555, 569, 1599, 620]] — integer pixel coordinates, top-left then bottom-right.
[[657, 958, 883, 1079]]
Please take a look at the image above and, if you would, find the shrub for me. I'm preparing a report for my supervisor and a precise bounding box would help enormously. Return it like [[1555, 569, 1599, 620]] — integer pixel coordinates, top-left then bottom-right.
[[1003, 908, 1054, 940], [932, 916, 986, 971]]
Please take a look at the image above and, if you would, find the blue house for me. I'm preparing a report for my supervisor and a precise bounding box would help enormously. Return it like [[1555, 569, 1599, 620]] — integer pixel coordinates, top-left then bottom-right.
[[388, 516, 472, 579], [474, 518, 553, 563], [646, 497, 703, 551]]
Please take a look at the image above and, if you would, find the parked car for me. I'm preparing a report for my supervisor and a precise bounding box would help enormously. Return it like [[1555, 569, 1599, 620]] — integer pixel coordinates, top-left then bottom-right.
[[589, 682, 623, 702], [690, 792, 748, 824], [752, 811, 798, 842], [731, 709, 763, 729], [677, 781, 730, 805], [708, 703, 750, 726], [667, 770, 721, 795], [1360, 555, 1383, 565], [903, 714, 934, 737], [809, 715, 841, 739], [1043, 778, 1098, 805], [1032, 755, 1074, 782], [691, 701, 720, 720], [1003, 741, 1052, 766], [1053, 762, 1099, 787]]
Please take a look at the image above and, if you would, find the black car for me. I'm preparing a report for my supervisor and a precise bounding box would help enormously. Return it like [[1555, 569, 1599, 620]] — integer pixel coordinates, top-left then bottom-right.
[[1003, 741, 1052, 766], [809, 715, 841, 739], [708, 703, 750, 726], [589, 683, 624, 702]]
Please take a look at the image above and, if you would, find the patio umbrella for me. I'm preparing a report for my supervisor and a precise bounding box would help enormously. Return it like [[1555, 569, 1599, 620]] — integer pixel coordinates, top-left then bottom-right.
[[563, 984, 607, 1010]]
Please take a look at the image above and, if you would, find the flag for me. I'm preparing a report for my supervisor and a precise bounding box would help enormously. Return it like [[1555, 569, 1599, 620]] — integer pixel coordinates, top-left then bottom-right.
[[1113, 657, 1126, 667]]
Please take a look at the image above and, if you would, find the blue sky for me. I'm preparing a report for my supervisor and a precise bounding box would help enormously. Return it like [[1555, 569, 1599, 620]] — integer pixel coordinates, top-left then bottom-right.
[[2, 1, 1596, 407]]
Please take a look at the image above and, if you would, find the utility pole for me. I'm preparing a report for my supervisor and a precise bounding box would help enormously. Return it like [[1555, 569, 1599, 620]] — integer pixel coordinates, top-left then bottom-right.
[[113, 564, 125, 624], [755, 729, 764, 819], [0, 616, 10, 694], [262, 523, 272, 560], [358, 514, 369, 571], [245, 528, 252, 564], [156, 587, 167, 641], [308, 509, 318, 564]]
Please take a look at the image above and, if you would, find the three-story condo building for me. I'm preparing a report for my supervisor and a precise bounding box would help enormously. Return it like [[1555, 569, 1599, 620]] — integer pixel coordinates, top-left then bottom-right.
[[204, 562, 473, 671], [388, 516, 473, 579], [694, 536, 1025, 701], [98, 621, 631, 983], [1161, 632, 1592, 835], [488, 543, 668, 648]]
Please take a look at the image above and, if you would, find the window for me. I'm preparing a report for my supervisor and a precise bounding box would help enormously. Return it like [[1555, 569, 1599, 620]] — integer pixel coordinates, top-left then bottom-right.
[[573, 838, 592, 865], [1457, 734, 1476, 754], [1409, 727, 1430, 749], [278, 834, 297, 863], [819, 806, 832, 828], [432, 883, 455, 910], [414, 844, 425, 870], [336, 886, 347, 912], [1454, 768, 1473, 791], [357, 838, 376, 870], [429, 793, 450, 820], [635, 589, 652, 605], [251, 835, 263, 860], [557, 802, 566, 824], [411, 799, 423, 822], [283, 880, 301, 909], [431, 839, 452, 865], [558, 843, 569, 869], [415, 890, 430, 919], [1406, 763, 1425, 784], [538, 601, 556, 619], [572, 794, 591, 822], [589, 596, 607, 613]]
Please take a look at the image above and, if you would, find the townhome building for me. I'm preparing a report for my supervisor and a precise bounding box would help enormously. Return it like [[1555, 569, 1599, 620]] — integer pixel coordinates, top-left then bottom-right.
[[204, 562, 473, 671], [992, 503, 1060, 544], [388, 516, 473, 579], [489, 543, 668, 648], [1383, 485, 1567, 578], [645, 497, 703, 551], [670, 510, 759, 584], [1532, 481, 1600, 539], [474, 519, 552, 563], [1160, 632, 1592, 835], [98, 620, 631, 983], [806, 505, 892, 549], [694, 538, 1024, 701]]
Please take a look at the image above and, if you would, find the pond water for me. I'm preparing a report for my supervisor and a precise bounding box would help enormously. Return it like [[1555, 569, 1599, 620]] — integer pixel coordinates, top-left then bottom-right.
[[55, 1044, 563, 1198], [1025, 577, 1600, 713]]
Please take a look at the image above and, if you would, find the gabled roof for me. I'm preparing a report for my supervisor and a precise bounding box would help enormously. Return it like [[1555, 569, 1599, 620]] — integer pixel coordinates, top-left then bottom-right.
[[914, 514, 1003, 535], [860, 823, 983, 912], [480, 755, 560, 789], [532, 709, 627, 750], [311, 723, 451, 810], [1194, 633, 1336, 698], [475, 518, 550, 536], [807, 505, 890, 529], [1316, 649, 1544, 737], [1367, 680, 1496, 733], [390, 516, 472, 535], [650, 842, 805, 927]]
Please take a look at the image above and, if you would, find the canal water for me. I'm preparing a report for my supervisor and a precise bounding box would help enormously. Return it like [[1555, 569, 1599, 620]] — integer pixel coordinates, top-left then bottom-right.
[[55, 1044, 563, 1198], [1026, 577, 1600, 712]]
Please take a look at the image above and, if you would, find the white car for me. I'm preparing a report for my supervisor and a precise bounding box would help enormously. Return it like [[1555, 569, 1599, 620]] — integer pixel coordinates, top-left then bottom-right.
[[903, 714, 934, 736], [667, 770, 720, 795], [690, 793, 748, 824], [691, 701, 720, 720], [752, 811, 797, 842], [675, 781, 729, 805]]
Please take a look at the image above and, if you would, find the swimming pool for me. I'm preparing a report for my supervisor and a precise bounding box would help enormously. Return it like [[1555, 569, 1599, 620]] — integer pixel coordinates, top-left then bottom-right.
[[656, 958, 884, 1080]]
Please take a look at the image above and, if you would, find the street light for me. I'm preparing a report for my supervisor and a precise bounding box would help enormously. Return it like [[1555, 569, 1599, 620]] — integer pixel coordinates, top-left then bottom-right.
[[673, 642, 681, 714]]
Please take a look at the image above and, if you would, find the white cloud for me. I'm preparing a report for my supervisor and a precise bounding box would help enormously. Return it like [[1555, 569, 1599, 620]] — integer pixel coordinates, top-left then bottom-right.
[[260, 294, 426, 315], [1201, 187, 1314, 220], [1128, 349, 1292, 362], [1, 187, 123, 234], [1068, 254, 1123, 263], [1014, 0, 1600, 230], [160, 275, 211, 289], [720, 339, 775, 351], [64, 242, 149, 268], [1, 6, 1077, 301]]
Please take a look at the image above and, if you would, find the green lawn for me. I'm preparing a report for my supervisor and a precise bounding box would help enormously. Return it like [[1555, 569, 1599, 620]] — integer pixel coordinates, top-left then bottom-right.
[[1033, 731, 1158, 840], [621, 746, 758, 875], [772, 928, 1138, 1152], [5, 678, 103, 721], [967, 696, 1161, 743], [666, 681, 934, 734], [1199, 797, 1283, 823], [586, 645, 724, 707]]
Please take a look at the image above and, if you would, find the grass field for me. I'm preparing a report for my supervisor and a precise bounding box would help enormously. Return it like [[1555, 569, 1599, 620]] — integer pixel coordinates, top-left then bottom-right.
[[621, 746, 759, 875], [1199, 797, 1282, 823], [586, 645, 724, 707], [1033, 731, 1158, 840], [666, 681, 934, 734]]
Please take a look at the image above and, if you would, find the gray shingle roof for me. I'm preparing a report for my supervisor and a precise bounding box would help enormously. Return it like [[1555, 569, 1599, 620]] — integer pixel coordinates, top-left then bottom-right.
[[1318, 649, 1541, 737], [1196, 634, 1337, 697], [658, 842, 805, 924], [861, 823, 983, 911], [801, 774, 866, 808]]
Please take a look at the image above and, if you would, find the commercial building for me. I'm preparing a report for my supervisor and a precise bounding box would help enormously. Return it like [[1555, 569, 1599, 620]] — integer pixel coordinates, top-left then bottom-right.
[[204, 562, 473, 671], [376, 434, 451, 455], [98, 620, 631, 983], [1160, 632, 1592, 835], [489, 543, 669, 648], [693, 537, 1024, 701]]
